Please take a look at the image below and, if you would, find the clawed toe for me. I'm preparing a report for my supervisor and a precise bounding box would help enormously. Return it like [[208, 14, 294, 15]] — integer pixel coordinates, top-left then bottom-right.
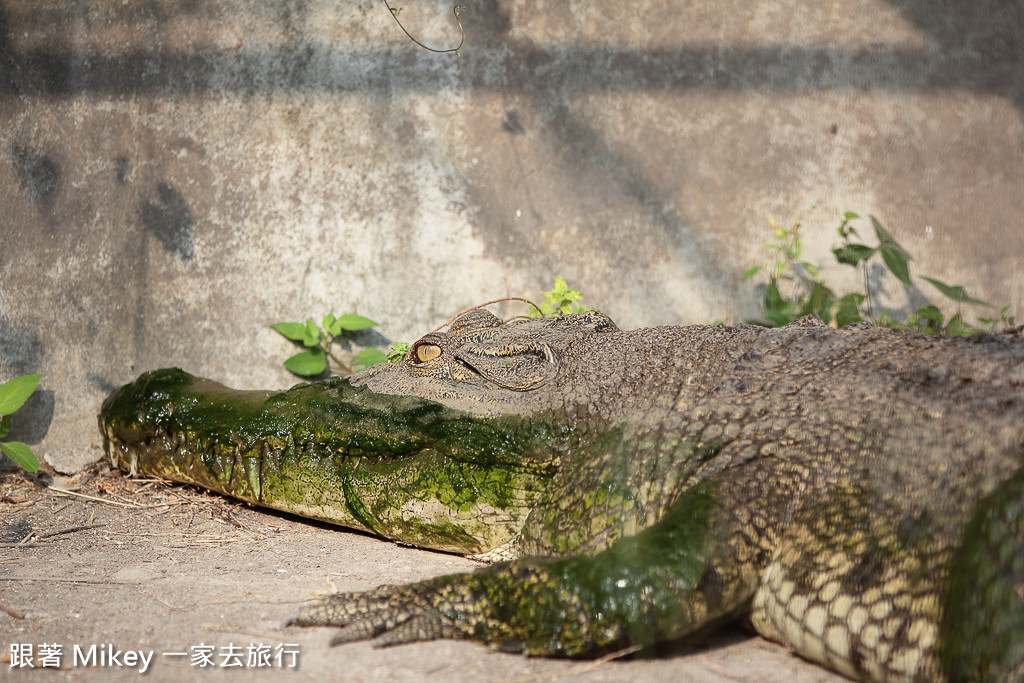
[[285, 583, 456, 648]]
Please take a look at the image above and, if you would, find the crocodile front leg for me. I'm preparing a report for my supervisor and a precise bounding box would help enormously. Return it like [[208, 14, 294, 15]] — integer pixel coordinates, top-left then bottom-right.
[[287, 477, 782, 655]]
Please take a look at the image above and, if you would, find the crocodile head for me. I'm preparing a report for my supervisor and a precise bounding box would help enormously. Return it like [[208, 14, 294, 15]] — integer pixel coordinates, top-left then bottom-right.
[[352, 308, 621, 415], [100, 309, 619, 555]]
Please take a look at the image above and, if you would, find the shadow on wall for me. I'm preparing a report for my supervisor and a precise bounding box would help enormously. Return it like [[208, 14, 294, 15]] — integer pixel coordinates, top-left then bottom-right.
[[0, 322, 44, 375], [140, 182, 194, 262], [11, 144, 59, 207], [0, 2, 1020, 108], [5, 389, 54, 445], [1, 1, 1021, 328], [0, 323, 51, 445]]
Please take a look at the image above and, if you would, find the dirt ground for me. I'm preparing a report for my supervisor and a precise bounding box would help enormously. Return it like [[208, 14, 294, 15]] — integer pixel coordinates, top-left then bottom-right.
[[1, 454, 843, 682]]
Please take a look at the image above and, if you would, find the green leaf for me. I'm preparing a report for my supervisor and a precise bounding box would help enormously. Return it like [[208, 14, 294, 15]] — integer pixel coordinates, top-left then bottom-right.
[[0, 414, 9, 439], [869, 214, 898, 244], [282, 348, 327, 376], [835, 293, 866, 327], [879, 245, 912, 286], [875, 312, 896, 329], [302, 320, 322, 347], [387, 342, 411, 363], [801, 261, 823, 282], [870, 216, 912, 286], [353, 348, 388, 370], [763, 310, 796, 327], [763, 280, 785, 312], [322, 313, 341, 336], [802, 282, 835, 320], [942, 315, 974, 337], [832, 243, 877, 267], [271, 322, 307, 342], [836, 211, 861, 239], [0, 374, 41, 415], [743, 265, 762, 280], [978, 305, 1016, 332], [1, 441, 39, 472], [334, 314, 379, 332], [910, 305, 945, 332], [920, 277, 993, 307], [838, 224, 860, 240], [788, 232, 802, 260]]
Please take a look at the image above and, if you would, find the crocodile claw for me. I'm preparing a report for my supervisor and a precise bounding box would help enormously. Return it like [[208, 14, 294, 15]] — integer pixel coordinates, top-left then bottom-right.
[[285, 581, 466, 648]]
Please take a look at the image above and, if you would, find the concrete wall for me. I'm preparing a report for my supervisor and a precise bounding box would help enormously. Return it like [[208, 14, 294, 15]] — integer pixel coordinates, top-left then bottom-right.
[[2, 0, 1022, 471]]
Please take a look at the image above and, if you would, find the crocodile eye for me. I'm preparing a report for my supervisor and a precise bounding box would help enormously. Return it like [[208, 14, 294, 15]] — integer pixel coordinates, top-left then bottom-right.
[[414, 344, 442, 363]]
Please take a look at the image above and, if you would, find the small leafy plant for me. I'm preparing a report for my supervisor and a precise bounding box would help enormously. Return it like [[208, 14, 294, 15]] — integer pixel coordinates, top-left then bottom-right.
[[531, 276, 593, 317], [743, 214, 853, 327], [0, 373, 41, 472], [386, 342, 411, 363], [272, 314, 389, 377], [745, 212, 1014, 334]]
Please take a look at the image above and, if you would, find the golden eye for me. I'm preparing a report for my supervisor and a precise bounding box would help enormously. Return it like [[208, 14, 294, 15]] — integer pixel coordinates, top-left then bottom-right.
[[414, 343, 442, 363]]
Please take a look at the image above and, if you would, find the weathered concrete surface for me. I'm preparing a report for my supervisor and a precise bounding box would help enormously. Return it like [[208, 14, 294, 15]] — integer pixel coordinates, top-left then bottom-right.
[[1, 2, 1023, 465]]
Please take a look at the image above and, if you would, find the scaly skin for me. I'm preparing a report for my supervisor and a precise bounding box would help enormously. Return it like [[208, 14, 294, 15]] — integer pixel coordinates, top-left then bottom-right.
[[100, 311, 1024, 681], [100, 368, 565, 554]]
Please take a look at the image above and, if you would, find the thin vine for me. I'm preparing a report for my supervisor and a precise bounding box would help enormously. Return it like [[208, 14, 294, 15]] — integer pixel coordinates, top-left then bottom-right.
[[383, 2, 467, 57], [429, 297, 542, 333]]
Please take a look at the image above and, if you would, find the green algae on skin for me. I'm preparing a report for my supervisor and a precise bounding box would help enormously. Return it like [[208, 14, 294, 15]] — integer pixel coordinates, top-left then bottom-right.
[[465, 483, 723, 656], [100, 368, 567, 554]]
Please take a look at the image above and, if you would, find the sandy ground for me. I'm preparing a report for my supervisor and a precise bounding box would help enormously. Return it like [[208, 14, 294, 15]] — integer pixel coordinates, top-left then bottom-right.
[[1, 455, 844, 682]]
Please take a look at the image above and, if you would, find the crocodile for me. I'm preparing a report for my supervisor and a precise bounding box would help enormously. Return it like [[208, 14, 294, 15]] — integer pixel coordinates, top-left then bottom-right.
[[99, 310, 1024, 681]]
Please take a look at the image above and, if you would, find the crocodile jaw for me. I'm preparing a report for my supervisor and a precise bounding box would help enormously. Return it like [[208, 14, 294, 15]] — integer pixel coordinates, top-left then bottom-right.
[[100, 368, 566, 555]]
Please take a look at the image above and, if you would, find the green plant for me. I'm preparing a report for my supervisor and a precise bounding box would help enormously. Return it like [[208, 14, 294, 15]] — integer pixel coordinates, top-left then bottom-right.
[[386, 342, 411, 363], [745, 212, 1015, 334], [272, 314, 390, 377], [0, 373, 41, 472], [743, 214, 858, 327], [531, 276, 594, 317]]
